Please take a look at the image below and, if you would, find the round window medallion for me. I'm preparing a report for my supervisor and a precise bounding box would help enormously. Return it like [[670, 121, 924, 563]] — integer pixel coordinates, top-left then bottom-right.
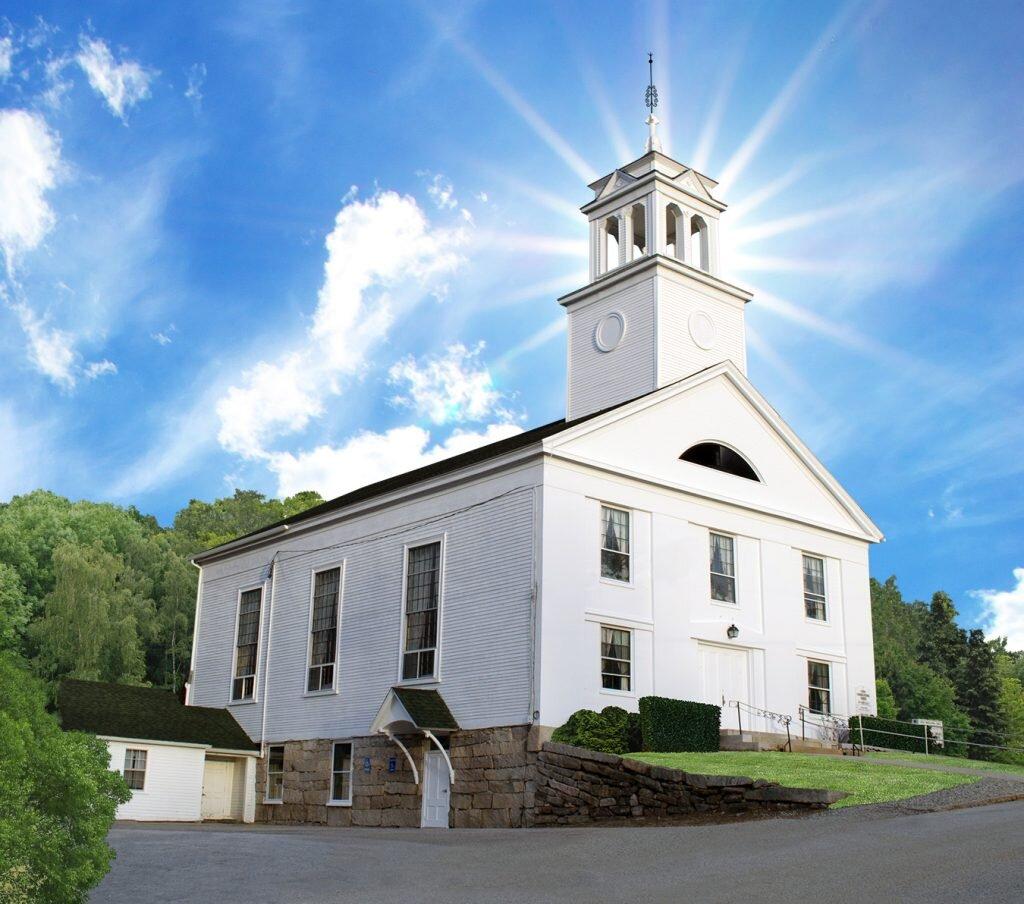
[[688, 311, 717, 350], [595, 312, 626, 352]]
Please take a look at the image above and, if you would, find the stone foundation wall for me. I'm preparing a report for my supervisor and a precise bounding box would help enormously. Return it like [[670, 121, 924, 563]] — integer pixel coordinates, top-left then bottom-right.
[[256, 725, 533, 828], [529, 742, 842, 825]]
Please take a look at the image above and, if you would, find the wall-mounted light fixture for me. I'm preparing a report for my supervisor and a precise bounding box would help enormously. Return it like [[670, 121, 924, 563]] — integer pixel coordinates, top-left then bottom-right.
[[726, 623, 739, 639]]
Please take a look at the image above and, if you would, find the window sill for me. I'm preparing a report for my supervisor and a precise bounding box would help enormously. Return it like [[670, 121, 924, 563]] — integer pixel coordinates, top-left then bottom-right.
[[599, 577, 634, 589], [804, 617, 831, 627], [709, 599, 739, 610], [397, 677, 440, 687], [263, 799, 283, 805], [600, 688, 636, 699], [326, 800, 352, 808], [228, 698, 257, 706], [303, 688, 338, 698]]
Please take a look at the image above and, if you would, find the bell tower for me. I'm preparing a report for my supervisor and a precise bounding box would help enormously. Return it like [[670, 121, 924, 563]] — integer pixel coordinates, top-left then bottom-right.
[[562, 59, 753, 421]]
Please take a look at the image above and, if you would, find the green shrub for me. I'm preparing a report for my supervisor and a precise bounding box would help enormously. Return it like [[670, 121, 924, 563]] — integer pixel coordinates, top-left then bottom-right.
[[0, 652, 130, 903], [638, 696, 721, 752], [551, 706, 637, 755]]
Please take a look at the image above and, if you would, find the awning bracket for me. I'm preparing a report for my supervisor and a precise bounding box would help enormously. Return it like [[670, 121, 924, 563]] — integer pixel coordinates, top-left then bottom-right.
[[381, 729, 420, 784], [423, 729, 455, 784]]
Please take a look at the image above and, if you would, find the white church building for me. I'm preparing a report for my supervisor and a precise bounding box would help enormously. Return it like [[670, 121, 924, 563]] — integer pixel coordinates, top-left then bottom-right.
[[187, 97, 882, 828]]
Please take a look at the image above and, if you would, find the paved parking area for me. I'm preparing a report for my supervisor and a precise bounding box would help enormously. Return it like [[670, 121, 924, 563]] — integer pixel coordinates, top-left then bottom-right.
[[94, 801, 1024, 904]]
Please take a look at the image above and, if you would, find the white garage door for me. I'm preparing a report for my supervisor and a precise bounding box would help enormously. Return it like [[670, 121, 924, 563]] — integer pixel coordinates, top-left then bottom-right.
[[201, 757, 242, 821], [699, 644, 750, 709]]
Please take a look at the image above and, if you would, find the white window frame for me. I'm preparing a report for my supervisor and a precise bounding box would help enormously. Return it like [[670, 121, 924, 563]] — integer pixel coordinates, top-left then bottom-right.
[[229, 584, 264, 704], [807, 659, 832, 715], [802, 552, 829, 623], [709, 531, 738, 607], [397, 534, 446, 685], [327, 740, 354, 806], [264, 744, 285, 804], [123, 747, 148, 792], [304, 562, 345, 696], [599, 624, 634, 696], [599, 504, 633, 586]]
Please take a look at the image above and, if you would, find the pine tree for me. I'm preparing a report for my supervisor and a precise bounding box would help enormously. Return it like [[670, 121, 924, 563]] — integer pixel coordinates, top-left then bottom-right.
[[960, 629, 1004, 759]]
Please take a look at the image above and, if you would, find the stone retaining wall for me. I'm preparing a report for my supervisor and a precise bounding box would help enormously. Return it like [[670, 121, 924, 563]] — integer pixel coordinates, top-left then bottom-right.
[[528, 742, 842, 825]]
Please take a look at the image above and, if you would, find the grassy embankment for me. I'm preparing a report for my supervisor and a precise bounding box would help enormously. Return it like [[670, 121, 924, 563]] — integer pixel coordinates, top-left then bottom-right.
[[628, 751, 978, 808]]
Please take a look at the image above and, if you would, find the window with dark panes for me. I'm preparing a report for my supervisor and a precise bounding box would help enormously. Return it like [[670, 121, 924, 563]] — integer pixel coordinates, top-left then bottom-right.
[[601, 626, 632, 691], [803, 554, 827, 621], [330, 742, 353, 804], [123, 748, 147, 790], [308, 567, 341, 692], [266, 745, 284, 801], [232, 588, 262, 701], [709, 533, 737, 604], [402, 542, 441, 681], [600, 506, 631, 582], [808, 660, 832, 714]]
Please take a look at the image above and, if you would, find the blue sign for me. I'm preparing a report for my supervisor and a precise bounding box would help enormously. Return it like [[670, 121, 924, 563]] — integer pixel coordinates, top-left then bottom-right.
[[388, 756, 397, 773], [362, 756, 371, 773]]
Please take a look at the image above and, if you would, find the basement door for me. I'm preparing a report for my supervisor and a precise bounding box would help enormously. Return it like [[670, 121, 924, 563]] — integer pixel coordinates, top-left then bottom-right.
[[698, 643, 751, 710], [201, 756, 242, 821], [420, 751, 450, 828]]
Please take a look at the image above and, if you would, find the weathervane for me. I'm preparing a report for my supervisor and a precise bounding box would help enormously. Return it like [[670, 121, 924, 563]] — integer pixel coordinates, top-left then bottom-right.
[[644, 52, 662, 153]]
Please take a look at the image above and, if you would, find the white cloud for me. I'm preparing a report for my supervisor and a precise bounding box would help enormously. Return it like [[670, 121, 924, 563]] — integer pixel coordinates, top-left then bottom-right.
[[0, 108, 61, 269], [270, 423, 522, 498], [185, 62, 205, 110], [973, 568, 1024, 652], [421, 171, 457, 210], [151, 329, 173, 345], [10, 301, 76, 388], [0, 37, 13, 80], [216, 189, 467, 457], [388, 342, 510, 424], [0, 402, 50, 500], [84, 359, 117, 379], [75, 36, 156, 120]]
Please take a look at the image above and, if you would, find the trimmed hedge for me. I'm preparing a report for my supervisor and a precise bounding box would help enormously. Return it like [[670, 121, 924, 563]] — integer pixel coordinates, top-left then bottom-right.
[[849, 715, 929, 753], [638, 696, 721, 752], [551, 706, 638, 755]]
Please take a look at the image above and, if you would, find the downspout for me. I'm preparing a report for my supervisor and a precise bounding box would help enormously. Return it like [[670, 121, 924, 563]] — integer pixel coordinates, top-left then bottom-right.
[[258, 551, 281, 761], [185, 561, 203, 706]]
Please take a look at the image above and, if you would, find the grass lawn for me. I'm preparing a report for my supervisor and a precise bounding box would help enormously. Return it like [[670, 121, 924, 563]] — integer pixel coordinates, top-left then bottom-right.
[[865, 751, 1024, 777], [628, 751, 978, 808]]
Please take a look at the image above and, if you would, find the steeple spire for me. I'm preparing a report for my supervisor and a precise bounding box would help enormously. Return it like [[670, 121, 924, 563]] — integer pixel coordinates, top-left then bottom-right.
[[644, 52, 662, 153]]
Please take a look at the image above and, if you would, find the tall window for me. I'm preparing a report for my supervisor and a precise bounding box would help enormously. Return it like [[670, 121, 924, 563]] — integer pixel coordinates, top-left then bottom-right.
[[600, 506, 631, 582], [808, 661, 832, 714], [123, 748, 147, 790], [308, 567, 341, 692], [600, 626, 632, 691], [232, 588, 262, 701], [266, 745, 284, 802], [710, 533, 736, 604], [803, 554, 827, 621], [402, 542, 441, 681], [330, 742, 353, 805]]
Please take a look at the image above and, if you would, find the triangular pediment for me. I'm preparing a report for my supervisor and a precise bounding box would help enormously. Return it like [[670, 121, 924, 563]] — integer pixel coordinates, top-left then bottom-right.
[[674, 168, 715, 201], [590, 169, 639, 201], [544, 363, 882, 542]]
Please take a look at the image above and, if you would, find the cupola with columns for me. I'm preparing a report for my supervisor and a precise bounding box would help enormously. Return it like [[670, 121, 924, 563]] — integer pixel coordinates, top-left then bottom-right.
[[561, 57, 753, 421]]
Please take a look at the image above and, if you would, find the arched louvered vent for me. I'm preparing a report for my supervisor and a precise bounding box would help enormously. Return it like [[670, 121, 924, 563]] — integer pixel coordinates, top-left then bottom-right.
[[680, 442, 759, 481]]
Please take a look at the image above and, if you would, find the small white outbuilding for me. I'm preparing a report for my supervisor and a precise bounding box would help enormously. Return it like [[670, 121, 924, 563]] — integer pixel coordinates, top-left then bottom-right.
[[58, 679, 259, 822]]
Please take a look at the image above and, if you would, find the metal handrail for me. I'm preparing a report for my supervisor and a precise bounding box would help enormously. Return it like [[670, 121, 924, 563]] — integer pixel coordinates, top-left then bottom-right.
[[726, 700, 793, 751]]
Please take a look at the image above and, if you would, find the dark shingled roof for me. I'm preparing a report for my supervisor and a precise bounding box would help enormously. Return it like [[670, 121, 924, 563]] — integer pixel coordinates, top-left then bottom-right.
[[392, 687, 459, 731], [58, 679, 258, 751]]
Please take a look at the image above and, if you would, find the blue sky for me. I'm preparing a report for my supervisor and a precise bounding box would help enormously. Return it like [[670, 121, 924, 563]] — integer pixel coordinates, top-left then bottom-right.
[[1, 1, 1022, 642]]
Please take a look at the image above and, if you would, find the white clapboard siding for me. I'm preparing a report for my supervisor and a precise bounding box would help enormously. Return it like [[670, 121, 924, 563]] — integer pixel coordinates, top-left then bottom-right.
[[567, 275, 657, 420], [657, 278, 746, 381], [190, 462, 541, 741], [106, 740, 205, 821]]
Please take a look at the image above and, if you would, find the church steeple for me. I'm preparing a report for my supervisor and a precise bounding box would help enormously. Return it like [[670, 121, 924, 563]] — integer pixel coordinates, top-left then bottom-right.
[[559, 64, 754, 420]]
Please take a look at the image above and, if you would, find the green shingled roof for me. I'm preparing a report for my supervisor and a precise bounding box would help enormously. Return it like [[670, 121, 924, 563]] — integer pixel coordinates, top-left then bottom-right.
[[58, 679, 258, 751], [392, 687, 459, 731]]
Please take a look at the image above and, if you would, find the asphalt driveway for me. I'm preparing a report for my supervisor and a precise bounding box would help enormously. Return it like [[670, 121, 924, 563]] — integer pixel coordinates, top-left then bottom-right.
[[94, 802, 1024, 904]]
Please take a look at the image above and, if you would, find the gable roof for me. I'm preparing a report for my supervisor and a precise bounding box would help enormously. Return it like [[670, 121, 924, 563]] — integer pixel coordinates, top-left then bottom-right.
[[58, 679, 258, 751], [391, 688, 459, 731]]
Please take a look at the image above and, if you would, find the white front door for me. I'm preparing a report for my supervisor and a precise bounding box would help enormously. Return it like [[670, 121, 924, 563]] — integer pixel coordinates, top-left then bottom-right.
[[201, 758, 239, 820], [421, 750, 450, 828], [699, 643, 751, 712]]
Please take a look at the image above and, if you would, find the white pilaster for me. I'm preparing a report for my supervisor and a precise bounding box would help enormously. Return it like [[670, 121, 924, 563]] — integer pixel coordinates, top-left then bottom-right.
[[681, 210, 691, 264], [617, 212, 628, 267]]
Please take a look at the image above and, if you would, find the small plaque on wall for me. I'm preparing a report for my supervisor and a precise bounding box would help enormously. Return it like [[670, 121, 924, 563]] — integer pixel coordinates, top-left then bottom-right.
[[388, 757, 397, 773], [363, 756, 371, 773]]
